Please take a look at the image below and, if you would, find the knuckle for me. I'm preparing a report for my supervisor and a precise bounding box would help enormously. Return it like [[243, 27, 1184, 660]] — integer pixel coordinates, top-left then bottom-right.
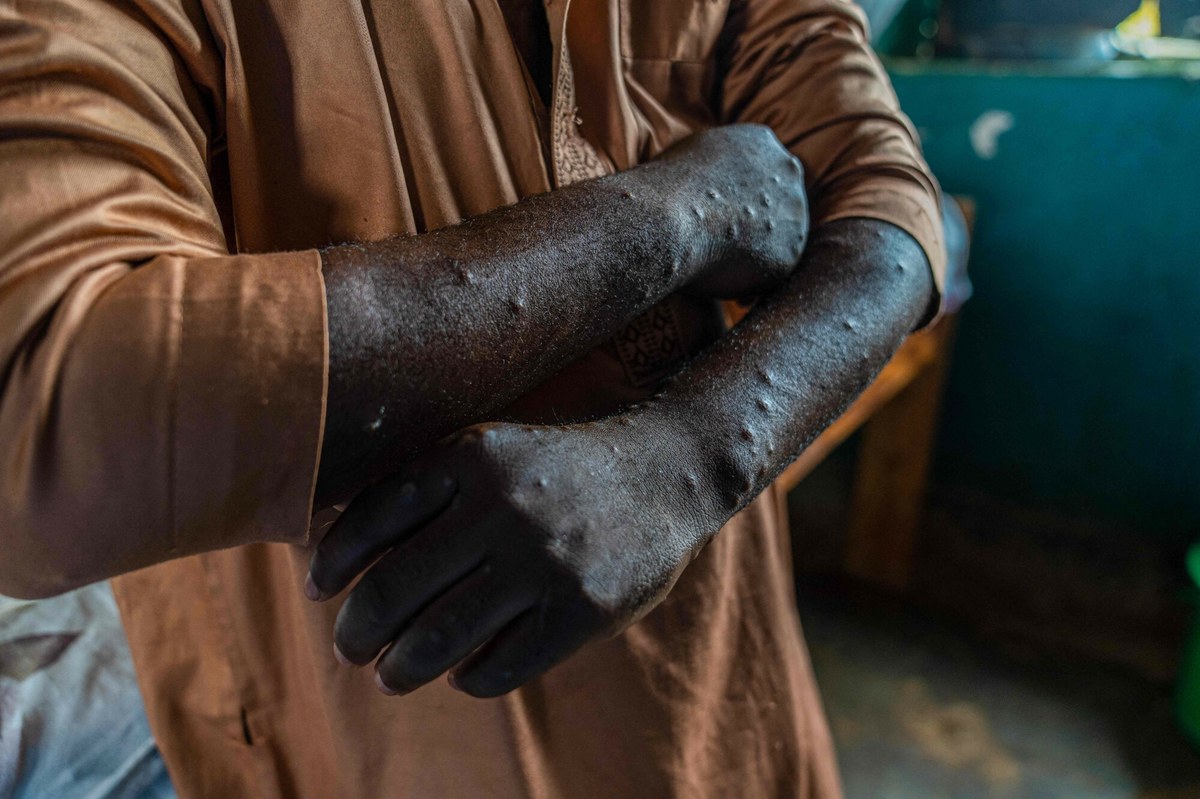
[[502, 488, 540, 524]]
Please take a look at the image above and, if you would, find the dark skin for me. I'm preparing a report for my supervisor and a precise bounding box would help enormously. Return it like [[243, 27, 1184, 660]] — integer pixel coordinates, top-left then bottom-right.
[[309, 217, 934, 697], [316, 124, 811, 508], [309, 0, 935, 697]]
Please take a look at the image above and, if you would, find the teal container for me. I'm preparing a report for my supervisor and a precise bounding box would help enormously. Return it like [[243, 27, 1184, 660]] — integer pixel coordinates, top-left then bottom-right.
[[1178, 544, 1200, 747]]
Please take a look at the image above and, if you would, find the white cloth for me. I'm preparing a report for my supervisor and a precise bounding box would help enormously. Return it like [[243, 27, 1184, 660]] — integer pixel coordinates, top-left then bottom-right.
[[0, 584, 173, 799]]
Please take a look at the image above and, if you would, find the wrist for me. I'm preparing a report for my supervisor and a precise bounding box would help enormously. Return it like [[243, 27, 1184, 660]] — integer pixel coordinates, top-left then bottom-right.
[[609, 399, 740, 547]]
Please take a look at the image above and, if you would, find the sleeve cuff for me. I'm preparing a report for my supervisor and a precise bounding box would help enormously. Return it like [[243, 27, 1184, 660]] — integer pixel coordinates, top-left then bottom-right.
[[172, 249, 328, 550]]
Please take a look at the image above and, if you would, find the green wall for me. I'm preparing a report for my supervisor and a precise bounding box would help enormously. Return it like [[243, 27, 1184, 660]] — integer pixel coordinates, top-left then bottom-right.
[[888, 61, 1200, 541]]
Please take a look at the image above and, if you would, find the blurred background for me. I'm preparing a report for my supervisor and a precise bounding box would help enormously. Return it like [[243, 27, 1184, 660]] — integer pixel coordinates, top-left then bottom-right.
[[784, 0, 1200, 796], [2, 2, 1198, 798]]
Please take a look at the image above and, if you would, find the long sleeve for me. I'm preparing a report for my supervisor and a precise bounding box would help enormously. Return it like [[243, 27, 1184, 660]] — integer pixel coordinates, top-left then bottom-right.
[[0, 0, 327, 597], [717, 0, 947, 319]]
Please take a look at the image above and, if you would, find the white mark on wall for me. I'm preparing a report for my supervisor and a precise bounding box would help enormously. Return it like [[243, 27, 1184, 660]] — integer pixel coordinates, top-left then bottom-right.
[[969, 110, 1016, 160]]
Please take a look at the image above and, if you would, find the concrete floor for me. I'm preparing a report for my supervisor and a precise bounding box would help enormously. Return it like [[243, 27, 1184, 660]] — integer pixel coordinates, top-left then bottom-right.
[[798, 588, 1200, 799]]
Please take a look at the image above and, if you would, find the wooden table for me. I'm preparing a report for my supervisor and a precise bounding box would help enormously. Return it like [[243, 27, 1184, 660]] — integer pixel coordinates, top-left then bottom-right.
[[773, 311, 960, 591]]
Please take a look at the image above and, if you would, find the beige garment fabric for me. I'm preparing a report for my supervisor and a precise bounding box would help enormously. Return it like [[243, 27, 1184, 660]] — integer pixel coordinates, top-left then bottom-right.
[[0, 0, 945, 795]]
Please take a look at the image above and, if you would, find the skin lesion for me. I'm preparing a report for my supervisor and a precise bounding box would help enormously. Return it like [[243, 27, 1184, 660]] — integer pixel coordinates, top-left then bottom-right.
[[313, 124, 810, 510], [308, 214, 932, 699]]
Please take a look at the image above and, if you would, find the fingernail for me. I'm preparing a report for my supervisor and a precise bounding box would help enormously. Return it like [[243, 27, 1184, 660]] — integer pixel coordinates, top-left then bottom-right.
[[447, 671, 461, 691], [333, 644, 352, 666], [375, 671, 398, 696], [304, 574, 321, 602]]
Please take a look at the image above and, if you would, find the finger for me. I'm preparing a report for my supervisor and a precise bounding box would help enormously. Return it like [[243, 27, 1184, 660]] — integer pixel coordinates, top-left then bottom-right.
[[333, 508, 484, 665], [374, 568, 534, 696], [307, 470, 457, 601], [449, 603, 597, 698]]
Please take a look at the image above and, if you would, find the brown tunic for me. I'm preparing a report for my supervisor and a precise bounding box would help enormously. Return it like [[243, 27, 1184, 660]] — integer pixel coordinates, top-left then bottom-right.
[[0, 0, 945, 795]]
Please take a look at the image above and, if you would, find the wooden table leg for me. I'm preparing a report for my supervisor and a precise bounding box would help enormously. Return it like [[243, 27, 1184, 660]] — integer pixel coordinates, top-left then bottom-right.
[[844, 316, 958, 591]]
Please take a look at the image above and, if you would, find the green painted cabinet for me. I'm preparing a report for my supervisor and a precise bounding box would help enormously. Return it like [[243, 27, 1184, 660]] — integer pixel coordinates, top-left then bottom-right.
[[888, 60, 1200, 540]]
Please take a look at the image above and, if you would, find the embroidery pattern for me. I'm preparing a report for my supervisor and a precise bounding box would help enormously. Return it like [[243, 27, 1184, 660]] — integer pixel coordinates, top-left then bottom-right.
[[613, 302, 687, 388], [551, 35, 685, 386], [551, 49, 608, 187]]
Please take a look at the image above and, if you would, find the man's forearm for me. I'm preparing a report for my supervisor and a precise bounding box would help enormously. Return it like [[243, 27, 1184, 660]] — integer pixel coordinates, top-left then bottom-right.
[[315, 126, 809, 508], [316, 175, 677, 507], [303, 217, 935, 696], [646, 218, 935, 527]]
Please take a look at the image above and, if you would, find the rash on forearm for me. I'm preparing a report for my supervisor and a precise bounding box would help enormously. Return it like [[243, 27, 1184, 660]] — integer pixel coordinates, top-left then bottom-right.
[[643, 217, 935, 531], [315, 166, 727, 509]]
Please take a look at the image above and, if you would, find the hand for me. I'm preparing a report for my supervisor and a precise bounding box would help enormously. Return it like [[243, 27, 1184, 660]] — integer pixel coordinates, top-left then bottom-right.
[[306, 417, 722, 698], [649, 123, 811, 299]]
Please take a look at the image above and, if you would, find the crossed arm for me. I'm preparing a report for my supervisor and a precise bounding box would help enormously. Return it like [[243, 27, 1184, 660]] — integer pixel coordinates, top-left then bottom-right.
[[0, 113, 804, 599], [307, 0, 945, 697], [314, 127, 811, 509], [309, 217, 932, 698], [0, 0, 941, 707], [0, 0, 818, 599]]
